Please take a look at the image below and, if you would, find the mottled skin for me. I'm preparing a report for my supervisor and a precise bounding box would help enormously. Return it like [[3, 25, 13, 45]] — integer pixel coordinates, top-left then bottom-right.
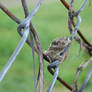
[[44, 37, 71, 63]]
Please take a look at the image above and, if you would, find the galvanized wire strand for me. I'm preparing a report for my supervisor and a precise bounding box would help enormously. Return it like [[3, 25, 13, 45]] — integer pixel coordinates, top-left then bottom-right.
[[20, 0, 43, 27], [0, 26, 29, 82], [59, 15, 81, 59], [72, 57, 92, 92], [69, 16, 81, 41], [73, 0, 88, 16], [77, 65, 92, 92], [17, 0, 44, 91], [0, 0, 44, 85], [47, 60, 59, 92], [47, 0, 89, 91], [47, 15, 81, 92]]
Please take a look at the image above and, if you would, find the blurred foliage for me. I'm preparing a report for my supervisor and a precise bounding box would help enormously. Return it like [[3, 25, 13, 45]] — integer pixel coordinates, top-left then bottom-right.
[[0, 0, 92, 92]]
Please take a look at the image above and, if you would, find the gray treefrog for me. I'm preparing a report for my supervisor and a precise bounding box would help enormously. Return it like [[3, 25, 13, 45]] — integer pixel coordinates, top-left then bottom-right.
[[44, 37, 71, 63]]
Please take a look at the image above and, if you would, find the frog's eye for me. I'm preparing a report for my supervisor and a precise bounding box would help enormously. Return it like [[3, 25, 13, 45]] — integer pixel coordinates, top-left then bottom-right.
[[61, 41, 65, 45], [52, 41, 58, 45], [60, 52, 64, 56]]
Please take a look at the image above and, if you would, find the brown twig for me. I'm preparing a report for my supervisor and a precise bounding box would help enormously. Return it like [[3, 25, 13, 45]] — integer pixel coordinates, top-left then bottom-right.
[[73, 57, 92, 92], [0, 2, 74, 91], [21, 0, 29, 17], [21, 1, 37, 92], [0, 3, 39, 53], [29, 30, 37, 92], [0, 3, 21, 24], [47, 66, 72, 91], [30, 23, 44, 92], [18, 1, 44, 92], [68, 0, 81, 44], [60, 0, 92, 47]]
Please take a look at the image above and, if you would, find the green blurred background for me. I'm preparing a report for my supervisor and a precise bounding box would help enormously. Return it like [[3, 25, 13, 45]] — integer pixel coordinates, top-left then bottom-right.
[[0, 0, 92, 92]]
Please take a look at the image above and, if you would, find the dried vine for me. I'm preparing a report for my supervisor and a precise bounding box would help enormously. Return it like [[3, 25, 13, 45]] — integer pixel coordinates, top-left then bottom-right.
[[0, 0, 92, 92], [0, 1, 72, 91], [60, 0, 92, 54]]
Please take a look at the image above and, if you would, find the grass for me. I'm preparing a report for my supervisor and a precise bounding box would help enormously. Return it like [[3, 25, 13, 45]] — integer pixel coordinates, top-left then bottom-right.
[[0, 0, 92, 92]]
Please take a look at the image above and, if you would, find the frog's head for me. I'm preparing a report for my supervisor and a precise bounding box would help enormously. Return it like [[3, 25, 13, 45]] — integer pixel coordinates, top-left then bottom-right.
[[51, 37, 71, 48]]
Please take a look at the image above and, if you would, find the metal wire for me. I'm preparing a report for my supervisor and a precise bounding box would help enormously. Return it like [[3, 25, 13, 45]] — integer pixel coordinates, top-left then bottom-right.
[[0, 25, 29, 82]]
